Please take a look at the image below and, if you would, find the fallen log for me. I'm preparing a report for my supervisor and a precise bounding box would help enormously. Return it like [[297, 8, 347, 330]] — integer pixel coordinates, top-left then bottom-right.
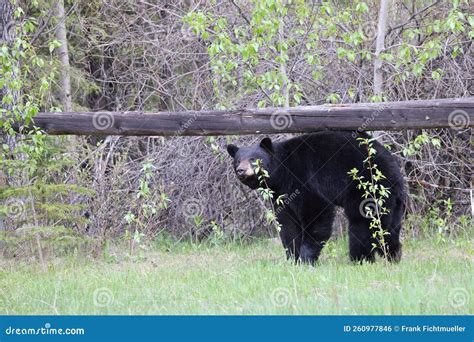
[[24, 97, 474, 136]]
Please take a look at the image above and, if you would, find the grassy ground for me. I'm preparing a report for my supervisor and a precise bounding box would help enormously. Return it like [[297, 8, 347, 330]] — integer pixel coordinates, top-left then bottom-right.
[[0, 235, 472, 315]]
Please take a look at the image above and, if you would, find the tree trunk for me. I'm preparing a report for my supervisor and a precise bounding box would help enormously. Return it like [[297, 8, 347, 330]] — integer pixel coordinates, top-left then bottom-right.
[[373, 0, 390, 99], [54, 0, 72, 112], [278, 12, 289, 108]]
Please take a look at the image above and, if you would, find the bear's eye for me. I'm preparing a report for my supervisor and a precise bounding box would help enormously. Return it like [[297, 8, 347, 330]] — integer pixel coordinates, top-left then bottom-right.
[[249, 158, 256, 164]]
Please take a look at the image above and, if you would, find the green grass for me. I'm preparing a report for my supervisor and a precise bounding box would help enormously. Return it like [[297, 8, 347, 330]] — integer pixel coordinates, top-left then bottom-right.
[[0, 236, 472, 315]]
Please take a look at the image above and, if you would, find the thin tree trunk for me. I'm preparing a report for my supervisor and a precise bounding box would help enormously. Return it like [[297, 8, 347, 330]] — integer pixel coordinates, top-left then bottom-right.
[[279, 23, 289, 108], [55, 0, 72, 112], [0, 1, 15, 54], [277, 2, 289, 109], [373, 0, 390, 99]]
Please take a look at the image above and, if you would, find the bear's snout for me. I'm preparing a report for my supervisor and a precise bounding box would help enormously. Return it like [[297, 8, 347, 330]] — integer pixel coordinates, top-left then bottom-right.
[[236, 160, 255, 180]]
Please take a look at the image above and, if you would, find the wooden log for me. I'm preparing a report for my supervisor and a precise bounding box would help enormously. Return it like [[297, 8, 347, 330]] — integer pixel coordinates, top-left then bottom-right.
[[25, 97, 474, 136]]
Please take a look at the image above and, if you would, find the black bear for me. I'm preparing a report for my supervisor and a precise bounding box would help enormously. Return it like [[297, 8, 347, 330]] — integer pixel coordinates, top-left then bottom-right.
[[227, 131, 405, 264]]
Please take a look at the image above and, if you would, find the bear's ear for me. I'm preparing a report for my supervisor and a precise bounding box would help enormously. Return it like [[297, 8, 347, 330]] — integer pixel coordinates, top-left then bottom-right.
[[227, 144, 239, 158], [260, 137, 273, 154]]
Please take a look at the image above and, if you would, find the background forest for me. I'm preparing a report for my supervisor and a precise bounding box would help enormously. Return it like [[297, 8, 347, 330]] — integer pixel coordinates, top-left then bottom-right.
[[0, 0, 472, 257]]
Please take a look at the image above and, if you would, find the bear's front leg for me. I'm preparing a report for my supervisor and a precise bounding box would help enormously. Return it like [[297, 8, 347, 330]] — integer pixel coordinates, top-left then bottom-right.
[[299, 207, 335, 264], [277, 208, 302, 262]]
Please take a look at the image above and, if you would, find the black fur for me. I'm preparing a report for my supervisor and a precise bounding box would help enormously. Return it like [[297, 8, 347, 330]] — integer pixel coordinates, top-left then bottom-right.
[[227, 131, 405, 264]]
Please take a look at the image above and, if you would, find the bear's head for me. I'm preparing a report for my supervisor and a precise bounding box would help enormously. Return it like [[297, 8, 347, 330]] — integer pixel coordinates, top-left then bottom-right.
[[226, 137, 274, 189]]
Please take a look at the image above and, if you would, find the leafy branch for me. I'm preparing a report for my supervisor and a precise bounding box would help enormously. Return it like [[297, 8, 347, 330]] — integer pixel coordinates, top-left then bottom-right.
[[348, 137, 391, 257], [253, 159, 286, 233]]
